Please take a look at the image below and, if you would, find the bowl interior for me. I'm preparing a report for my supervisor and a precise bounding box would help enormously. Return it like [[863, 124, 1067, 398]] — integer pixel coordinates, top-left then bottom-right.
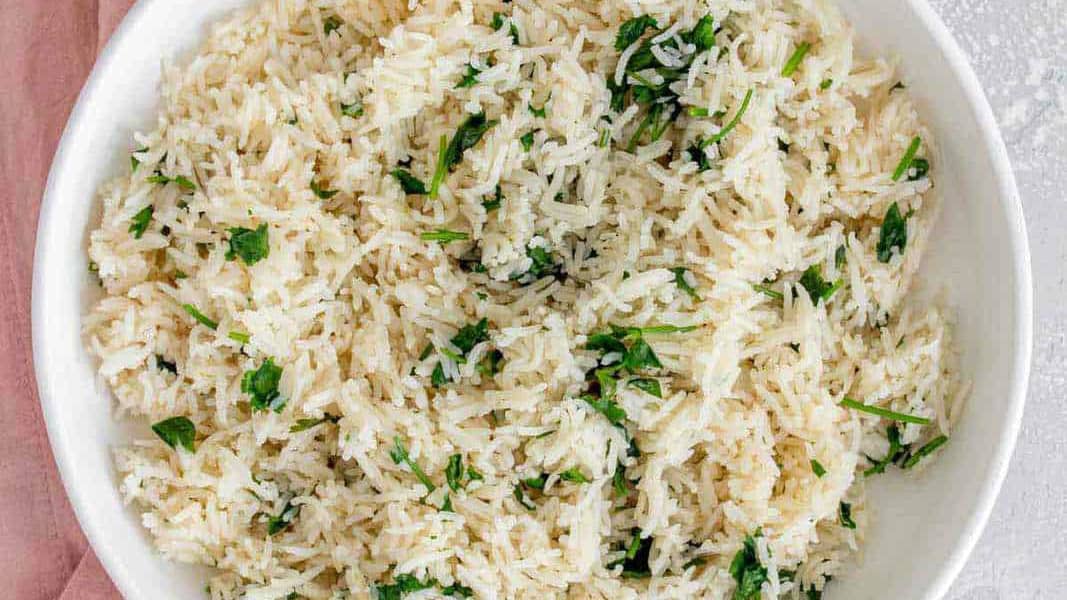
[[32, 1, 1030, 598]]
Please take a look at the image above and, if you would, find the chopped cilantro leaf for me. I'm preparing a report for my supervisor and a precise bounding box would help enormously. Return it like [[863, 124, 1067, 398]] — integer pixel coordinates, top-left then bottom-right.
[[420, 230, 470, 244], [729, 533, 768, 600], [242, 358, 285, 413], [839, 501, 857, 529], [876, 201, 908, 263], [182, 304, 218, 330], [151, 416, 195, 452], [225, 224, 270, 265], [391, 169, 427, 194], [628, 377, 662, 398], [128, 206, 153, 239], [389, 436, 436, 493]]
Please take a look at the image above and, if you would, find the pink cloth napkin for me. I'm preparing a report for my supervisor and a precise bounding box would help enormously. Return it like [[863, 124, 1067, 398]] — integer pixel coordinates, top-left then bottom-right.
[[0, 1, 135, 598]]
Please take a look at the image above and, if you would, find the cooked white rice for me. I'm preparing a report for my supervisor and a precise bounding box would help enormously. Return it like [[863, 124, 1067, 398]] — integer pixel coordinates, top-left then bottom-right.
[[85, 0, 963, 598]]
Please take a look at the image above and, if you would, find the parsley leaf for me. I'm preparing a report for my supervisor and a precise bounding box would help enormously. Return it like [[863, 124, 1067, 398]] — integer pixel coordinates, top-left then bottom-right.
[[290, 414, 340, 433], [323, 15, 342, 35], [225, 224, 270, 265], [781, 41, 812, 77], [607, 528, 652, 578], [839, 501, 857, 529], [491, 12, 520, 45], [559, 467, 591, 484], [128, 206, 153, 239], [729, 533, 768, 600], [341, 100, 364, 118], [616, 15, 658, 50], [456, 63, 481, 89], [810, 459, 827, 478], [876, 201, 908, 263], [391, 169, 427, 194], [420, 230, 470, 244], [446, 454, 464, 492], [513, 484, 536, 510], [891, 136, 923, 181], [583, 394, 628, 427], [451, 318, 490, 354], [182, 304, 218, 330], [902, 435, 949, 469], [310, 178, 338, 199], [628, 377, 662, 398], [155, 355, 177, 374], [373, 574, 435, 600], [621, 337, 662, 372], [798, 264, 843, 304], [687, 14, 716, 51], [389, 436, 436, 493], [241, 358, 285, 413], [840, 396, 930, 424], [267, 497, 300, 535], [482, 185, 503, 211], [429, 113, 498, 198], [670, 267, 701, 300], [151, 416, 195, 452]]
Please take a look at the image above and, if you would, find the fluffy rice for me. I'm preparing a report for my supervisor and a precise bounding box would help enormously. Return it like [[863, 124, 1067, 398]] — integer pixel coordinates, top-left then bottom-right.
[[85, 0, 963, 598]]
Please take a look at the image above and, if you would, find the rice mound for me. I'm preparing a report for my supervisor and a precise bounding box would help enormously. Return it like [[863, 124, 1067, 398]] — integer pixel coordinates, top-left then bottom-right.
[[85, 0, 964, 598]]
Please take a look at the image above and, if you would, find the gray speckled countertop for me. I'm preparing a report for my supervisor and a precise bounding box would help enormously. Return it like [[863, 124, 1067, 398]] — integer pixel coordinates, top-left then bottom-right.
[[929, 1, 1067, 598]]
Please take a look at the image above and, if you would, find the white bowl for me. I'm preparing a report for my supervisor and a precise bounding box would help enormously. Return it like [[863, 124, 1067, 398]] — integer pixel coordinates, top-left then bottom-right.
[[32, 0, 1032, 598]]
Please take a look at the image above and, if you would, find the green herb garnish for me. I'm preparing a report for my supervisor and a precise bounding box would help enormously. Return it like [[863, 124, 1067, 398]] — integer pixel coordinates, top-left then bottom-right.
[[820, 78, 833, 90], [781, 42, 812, 77], [155, 355, 177, 374], [615, 15, 658, 50], [839, 501, 857, 529], [242, 358, 285, 413], [491, 12, 520, 45], [702, 88, 754, 147], [341, 100, 364, 118], [583, 394, 628, 427], [798, 264, 843, 304], [513, 484, 536, 510], [373, 574, 434, 600], [420, 230, 470, 244], [482, 185, 503, 212], [310, 178, 338, 199], [290, 414, 340, 433], [228, 330, 251, 345], [128, 206, 153, 239], [876, 201, 908, 263], [559, 467, 591, 484], [429, 113, 498, 199], [389, 436, 436, 493], [607, 528, 652, 578], [891, 136, 922, 181], [267, 497, 300, 535], [628, 377, 662, 398], [839, 397, 930, 425], [902, 435, 949, 469], [151, 416, 195, 452], [147, 172, 196, 190], [182, 303, 218, 330], [456, 63, 481, 89], [520, 130, 536, 152], [225, 224, 270, 265], [729, 533, 768, 600], [392, 169, 427, 195], [323, 15, 342, 35], [670, 267, 701, 301], [753, 283, 784, 300], [810, 459, 826, 478], [446, 454, 464, 492]]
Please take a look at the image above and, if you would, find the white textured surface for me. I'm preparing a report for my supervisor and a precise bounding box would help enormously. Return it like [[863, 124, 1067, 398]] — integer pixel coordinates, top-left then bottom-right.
[[930, 1, 1067, 598]]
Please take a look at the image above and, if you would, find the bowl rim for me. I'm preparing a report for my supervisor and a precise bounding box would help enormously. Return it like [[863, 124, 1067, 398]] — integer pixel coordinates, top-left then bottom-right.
[[31, 0, 1033, 598]]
